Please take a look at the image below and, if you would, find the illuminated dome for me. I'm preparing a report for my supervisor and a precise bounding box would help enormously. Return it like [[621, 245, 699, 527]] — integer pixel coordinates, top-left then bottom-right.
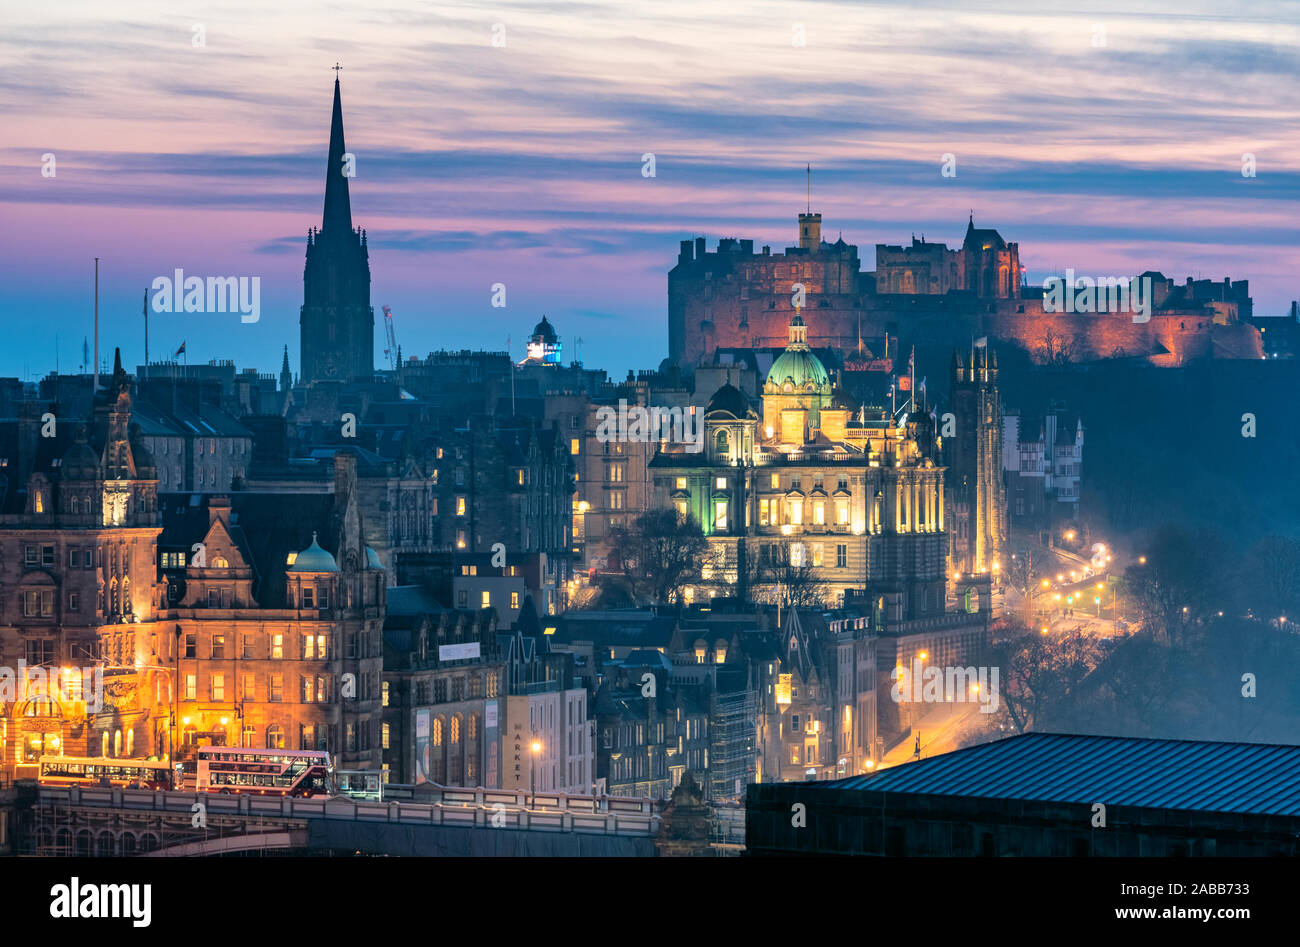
[[766, 314, 830, 392]]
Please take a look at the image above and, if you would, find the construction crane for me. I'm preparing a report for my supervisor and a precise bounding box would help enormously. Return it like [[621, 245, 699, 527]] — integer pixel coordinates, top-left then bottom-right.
[[381, 305, 399, 370]]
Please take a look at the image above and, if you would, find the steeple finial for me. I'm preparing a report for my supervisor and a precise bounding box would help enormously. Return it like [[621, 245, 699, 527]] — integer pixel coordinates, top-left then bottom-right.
[[806, 163, 811, 214]]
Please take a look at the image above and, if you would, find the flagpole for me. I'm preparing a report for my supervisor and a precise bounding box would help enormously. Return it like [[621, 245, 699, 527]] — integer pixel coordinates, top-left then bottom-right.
[[910, 346, 916, 413]]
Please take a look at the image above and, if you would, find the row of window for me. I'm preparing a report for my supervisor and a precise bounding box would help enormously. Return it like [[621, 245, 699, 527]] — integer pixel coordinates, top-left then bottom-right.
[[411, 673, 498, 704], [178, 670, 374, 703], [454, 589, 520, 610], [178, 631, 334, 660]]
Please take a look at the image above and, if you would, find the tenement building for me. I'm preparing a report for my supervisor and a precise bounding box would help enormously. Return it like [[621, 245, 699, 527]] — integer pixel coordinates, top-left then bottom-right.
[[156, 450, 386, 770], [0, 352, 162, 778]]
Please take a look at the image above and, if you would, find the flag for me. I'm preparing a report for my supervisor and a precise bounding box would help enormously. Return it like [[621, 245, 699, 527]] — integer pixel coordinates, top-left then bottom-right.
[[174, 341, 186, 356], [908, 348, 915, 370], [918, 376, 927, 395]]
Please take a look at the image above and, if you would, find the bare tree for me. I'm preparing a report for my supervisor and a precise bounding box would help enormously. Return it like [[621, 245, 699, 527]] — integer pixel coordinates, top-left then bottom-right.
[[604, 509, 711, 605]]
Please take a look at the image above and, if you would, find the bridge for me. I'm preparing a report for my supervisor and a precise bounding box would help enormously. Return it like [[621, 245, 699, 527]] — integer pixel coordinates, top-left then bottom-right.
[[15, 783, 705, 857]]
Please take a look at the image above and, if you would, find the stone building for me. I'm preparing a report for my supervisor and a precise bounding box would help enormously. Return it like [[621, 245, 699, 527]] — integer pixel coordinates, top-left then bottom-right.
[[875, 216, 1022, 299], [155, 452, 386, 770], [380, 586, 503, 787], [0, 351, 163, 779], [651, 312, 949, 612], [943, 344, 1006, 577], [747, 733, 1300, 857], [1002, 406, 1084, 529], [670, 210, 1262, 370]]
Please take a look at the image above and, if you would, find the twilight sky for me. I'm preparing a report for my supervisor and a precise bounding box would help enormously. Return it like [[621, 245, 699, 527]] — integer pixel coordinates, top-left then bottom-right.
[[1, 0, 1298, 382]]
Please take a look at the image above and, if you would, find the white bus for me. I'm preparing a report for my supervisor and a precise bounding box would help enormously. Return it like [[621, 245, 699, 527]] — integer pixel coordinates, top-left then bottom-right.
[[38, 756, 174, 790]]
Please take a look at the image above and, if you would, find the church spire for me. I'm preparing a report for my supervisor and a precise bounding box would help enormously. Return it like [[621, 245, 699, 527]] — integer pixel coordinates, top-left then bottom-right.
[[322, 73, 353, 237]]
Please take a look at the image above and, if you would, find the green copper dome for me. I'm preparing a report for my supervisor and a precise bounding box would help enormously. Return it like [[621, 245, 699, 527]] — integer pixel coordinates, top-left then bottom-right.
[[290, 532, 340, 573], [766, 314, 830, 392]]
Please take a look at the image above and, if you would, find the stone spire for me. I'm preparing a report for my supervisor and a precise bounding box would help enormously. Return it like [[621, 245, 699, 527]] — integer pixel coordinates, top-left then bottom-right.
[[322, 76, 353, 238], [280, 344, 292, 392]]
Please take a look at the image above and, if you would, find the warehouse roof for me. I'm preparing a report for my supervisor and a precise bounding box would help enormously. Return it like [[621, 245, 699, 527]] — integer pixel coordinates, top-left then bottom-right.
[[830, 732, 1300, 817]]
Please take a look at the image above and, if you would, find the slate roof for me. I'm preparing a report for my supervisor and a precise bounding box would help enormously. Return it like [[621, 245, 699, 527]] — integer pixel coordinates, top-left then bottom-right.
[[830, 732, 1300, 817], [159, 492, 338, 608]]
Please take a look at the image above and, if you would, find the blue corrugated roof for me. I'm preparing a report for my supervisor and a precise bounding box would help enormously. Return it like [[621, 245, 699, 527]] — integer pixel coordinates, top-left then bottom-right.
[[831, 733, 1300, 817]]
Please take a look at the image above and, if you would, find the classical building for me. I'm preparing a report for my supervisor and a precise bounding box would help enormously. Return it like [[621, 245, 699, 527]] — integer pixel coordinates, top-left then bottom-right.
[[651, 312, 948, 613], [300, 77, 375, 384]]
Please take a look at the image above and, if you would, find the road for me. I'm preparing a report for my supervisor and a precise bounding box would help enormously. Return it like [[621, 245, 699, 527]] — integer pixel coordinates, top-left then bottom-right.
[[876, 701, 983, 770]]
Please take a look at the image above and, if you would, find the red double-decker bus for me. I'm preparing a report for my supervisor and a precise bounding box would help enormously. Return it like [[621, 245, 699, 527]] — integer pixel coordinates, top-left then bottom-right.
[[196, 747, 332, 797]]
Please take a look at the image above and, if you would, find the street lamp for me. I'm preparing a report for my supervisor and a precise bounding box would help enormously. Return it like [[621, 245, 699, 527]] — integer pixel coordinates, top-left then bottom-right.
[[530, 737, 542, 805]]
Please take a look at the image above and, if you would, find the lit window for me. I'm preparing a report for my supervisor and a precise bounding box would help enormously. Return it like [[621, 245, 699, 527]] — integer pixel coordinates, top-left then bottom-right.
[[456, 497, 466, 516], [481, 591, 491, 608], [272, 634, 283, 659], [770, 473, 780, 489], [571, 439, 580, 455], [715, 477, 726, 489], [511, 591, 520, 609], [675, 477, 687, 490]]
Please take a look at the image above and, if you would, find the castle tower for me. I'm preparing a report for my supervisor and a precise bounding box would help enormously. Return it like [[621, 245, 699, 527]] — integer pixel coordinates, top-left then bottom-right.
[[300, 76, 375, 384], [798, 212, 822, 251]]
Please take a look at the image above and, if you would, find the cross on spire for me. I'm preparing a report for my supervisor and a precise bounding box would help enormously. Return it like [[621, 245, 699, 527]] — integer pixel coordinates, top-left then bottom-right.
[[332, 62, 343, 75]]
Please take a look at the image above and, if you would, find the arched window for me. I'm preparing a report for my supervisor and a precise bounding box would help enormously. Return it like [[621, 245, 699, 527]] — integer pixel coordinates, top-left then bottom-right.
[[101, 732, 109, 757], [126, 729, 134, 756], [467, 714, 481, 786], [113, 730, 122, 757], [449, 715, 463, 786], [715, 430, 729, 454], [267, 724, 284, 749], [432, 717, 446, 784]]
